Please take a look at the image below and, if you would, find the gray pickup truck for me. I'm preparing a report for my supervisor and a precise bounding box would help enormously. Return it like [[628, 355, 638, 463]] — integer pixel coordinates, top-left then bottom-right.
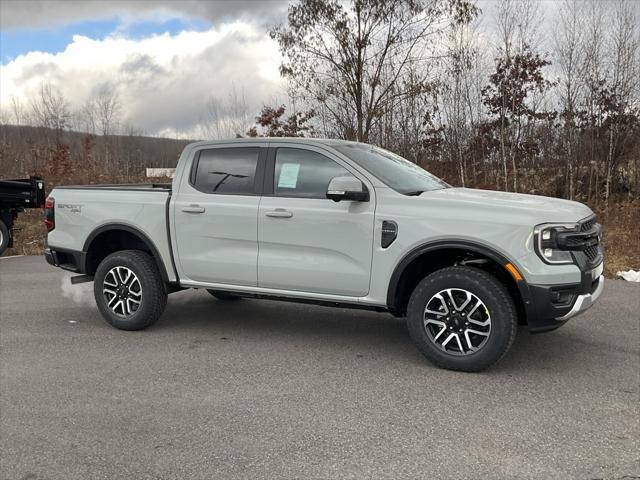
[[44, 138, 604, 371]]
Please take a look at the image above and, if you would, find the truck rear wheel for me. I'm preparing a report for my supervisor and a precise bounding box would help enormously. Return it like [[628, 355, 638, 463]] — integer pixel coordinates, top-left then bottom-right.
[[406, 266, 517, 372], [94, 250, 167, 331], [0, 219, 8, 255]]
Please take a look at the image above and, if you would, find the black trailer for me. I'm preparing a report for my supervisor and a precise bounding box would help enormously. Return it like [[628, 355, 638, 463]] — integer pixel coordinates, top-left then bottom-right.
[[0, 176, 46, 255]]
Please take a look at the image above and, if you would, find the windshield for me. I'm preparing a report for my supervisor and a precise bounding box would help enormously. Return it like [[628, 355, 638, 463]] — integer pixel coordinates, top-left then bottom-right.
[[334, 143, 449, 195]]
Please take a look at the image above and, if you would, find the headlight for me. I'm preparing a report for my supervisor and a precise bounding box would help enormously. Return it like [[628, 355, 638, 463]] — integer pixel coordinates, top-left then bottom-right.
[[534, 223, 579, 264]]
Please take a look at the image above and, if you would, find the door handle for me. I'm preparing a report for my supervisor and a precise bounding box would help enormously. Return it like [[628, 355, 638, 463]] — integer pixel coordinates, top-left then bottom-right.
[[182, 205, 205, 214], [265, 209, 293, 218]]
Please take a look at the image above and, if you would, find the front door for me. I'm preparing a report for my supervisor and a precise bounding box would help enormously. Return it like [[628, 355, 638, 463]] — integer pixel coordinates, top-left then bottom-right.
[[173, 144, 266, 286], [258, 144, 375, 296]]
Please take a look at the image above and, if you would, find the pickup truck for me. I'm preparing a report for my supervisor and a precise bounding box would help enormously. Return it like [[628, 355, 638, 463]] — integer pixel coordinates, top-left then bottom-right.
[[44, 139, 604, 371], [0, 176, 46, 255]]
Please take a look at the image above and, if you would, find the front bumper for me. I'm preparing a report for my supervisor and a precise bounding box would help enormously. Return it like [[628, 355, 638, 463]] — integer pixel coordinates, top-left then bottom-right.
[[525, 262, 604, 333], [555, 275, 604, 321]]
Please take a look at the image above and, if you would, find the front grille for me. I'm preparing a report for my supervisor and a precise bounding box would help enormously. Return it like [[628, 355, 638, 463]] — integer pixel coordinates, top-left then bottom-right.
[[578, 215, 602, 266], [585, 244, 600, 261], [565, 236, 585, 247], [580, 216, 596, 232]]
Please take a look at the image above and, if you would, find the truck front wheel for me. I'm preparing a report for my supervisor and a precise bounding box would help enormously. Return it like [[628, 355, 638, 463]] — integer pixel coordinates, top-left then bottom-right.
[[94, 250, 167, 331], [406, 266, 517, 372]]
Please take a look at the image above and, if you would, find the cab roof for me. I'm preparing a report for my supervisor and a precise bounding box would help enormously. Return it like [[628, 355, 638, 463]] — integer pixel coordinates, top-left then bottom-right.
[[185, 137, 363, 149]]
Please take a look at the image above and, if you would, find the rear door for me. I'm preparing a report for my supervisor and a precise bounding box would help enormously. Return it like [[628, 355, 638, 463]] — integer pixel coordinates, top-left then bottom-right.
[[257, 144, 375, 296], [173, 143, 266, 286]]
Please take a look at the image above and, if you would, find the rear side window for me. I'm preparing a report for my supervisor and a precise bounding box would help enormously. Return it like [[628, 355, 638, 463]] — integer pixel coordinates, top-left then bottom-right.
[[193, 147, 259, 195], [274, 148, 352, 199]]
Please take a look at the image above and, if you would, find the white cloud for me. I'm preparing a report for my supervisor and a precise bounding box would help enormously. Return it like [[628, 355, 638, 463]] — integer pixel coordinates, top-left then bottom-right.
[[0, 23, 286, 137], [0, 0, 289, 30]]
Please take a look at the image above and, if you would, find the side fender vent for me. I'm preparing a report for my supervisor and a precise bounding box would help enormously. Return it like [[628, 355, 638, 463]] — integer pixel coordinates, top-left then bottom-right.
[[381, 220, 398, 248]]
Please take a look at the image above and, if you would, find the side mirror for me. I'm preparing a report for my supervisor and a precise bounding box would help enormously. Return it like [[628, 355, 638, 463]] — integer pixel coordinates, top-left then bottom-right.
[[326, 176, 369, 202]]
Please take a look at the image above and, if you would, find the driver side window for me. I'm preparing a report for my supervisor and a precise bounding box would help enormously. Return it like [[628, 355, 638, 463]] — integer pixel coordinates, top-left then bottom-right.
[[274, 148, 353, 199]]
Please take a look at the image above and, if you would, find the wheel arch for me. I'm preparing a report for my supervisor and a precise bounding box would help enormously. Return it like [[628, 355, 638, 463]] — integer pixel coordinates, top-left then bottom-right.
[[386, 240, 533, 322], [83, 223, 169, 282]]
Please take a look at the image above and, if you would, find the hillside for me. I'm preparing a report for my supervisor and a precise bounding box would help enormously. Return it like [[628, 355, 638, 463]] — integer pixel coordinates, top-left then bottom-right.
[[0, 124, 192, 180]]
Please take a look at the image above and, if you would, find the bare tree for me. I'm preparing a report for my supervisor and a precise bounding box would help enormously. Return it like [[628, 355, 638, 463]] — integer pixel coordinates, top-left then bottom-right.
[[199, 86, 254, 139], [554, 0, 586, 199], [271, 0, 479, 142], [0, 108, 11, 126], [438, 20, 486, 186], [30, 82, 72, 135], [581, 0, 607, 204], [495, 0, 542, 59], [95, 85, 121, 136], [603, 0, 639, 206], [79, 84, 121, 136], [490, 0, 545, 191], [10, 96, 29, 125], [79, 100, 97, 134]]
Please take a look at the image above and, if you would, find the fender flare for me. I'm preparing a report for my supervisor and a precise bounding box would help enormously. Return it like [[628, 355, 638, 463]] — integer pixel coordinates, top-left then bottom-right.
[[386, 239, 533, 316], [83, 223, 171, 282]]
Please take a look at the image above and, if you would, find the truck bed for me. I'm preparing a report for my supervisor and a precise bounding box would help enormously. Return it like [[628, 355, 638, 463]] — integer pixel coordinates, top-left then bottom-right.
[[47, 182, 175, 281], [0, 176, 46, 209]]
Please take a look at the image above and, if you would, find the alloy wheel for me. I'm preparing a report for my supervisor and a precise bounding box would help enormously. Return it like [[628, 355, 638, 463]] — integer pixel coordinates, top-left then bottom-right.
[[103, 266, 142, 317], [423, 288, 491, 355]]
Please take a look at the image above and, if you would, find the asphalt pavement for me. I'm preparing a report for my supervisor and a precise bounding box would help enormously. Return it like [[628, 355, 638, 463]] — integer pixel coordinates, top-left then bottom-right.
[[1, 255, 639, 479]]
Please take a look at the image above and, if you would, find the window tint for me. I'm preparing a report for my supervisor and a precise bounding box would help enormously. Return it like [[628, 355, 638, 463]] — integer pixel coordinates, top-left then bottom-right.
[[274, 148, 353, 198], [193, 147, 259, 195]]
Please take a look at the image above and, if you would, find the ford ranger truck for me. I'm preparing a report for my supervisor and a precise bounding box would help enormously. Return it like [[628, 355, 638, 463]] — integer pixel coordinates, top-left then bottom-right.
[[44, 139, 604, 372]]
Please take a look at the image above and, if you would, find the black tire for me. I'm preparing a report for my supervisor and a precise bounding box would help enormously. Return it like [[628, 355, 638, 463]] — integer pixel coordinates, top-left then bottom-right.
[[94, 250, 167, 331], [0, 220, 9, 256], [406, 266, 517, 372], [207, 290, 242, 301]]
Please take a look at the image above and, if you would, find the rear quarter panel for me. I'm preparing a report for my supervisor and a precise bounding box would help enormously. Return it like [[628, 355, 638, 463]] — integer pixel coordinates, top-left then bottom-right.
[[48, 188, 175, 281]]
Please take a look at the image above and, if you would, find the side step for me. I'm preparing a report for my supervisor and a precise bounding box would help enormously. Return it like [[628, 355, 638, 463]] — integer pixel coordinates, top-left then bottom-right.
[[70, 274, 94, 285]]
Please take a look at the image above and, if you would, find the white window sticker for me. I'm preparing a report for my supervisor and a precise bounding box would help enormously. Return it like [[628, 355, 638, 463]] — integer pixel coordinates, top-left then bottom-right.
[[278, 163, 300, 188]]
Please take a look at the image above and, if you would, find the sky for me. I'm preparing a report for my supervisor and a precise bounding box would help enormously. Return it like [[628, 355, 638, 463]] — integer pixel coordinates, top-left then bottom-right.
[[0, 0, 291, 137], [0, 0, 587, 138]]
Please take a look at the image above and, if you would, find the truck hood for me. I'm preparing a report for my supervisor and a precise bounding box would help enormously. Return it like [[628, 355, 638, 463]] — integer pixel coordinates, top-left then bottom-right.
[[420, 187, 593, 224]]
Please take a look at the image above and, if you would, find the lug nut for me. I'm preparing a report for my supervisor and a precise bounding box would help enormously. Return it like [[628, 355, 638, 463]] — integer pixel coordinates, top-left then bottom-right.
[[465, 322, 469, 326]]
